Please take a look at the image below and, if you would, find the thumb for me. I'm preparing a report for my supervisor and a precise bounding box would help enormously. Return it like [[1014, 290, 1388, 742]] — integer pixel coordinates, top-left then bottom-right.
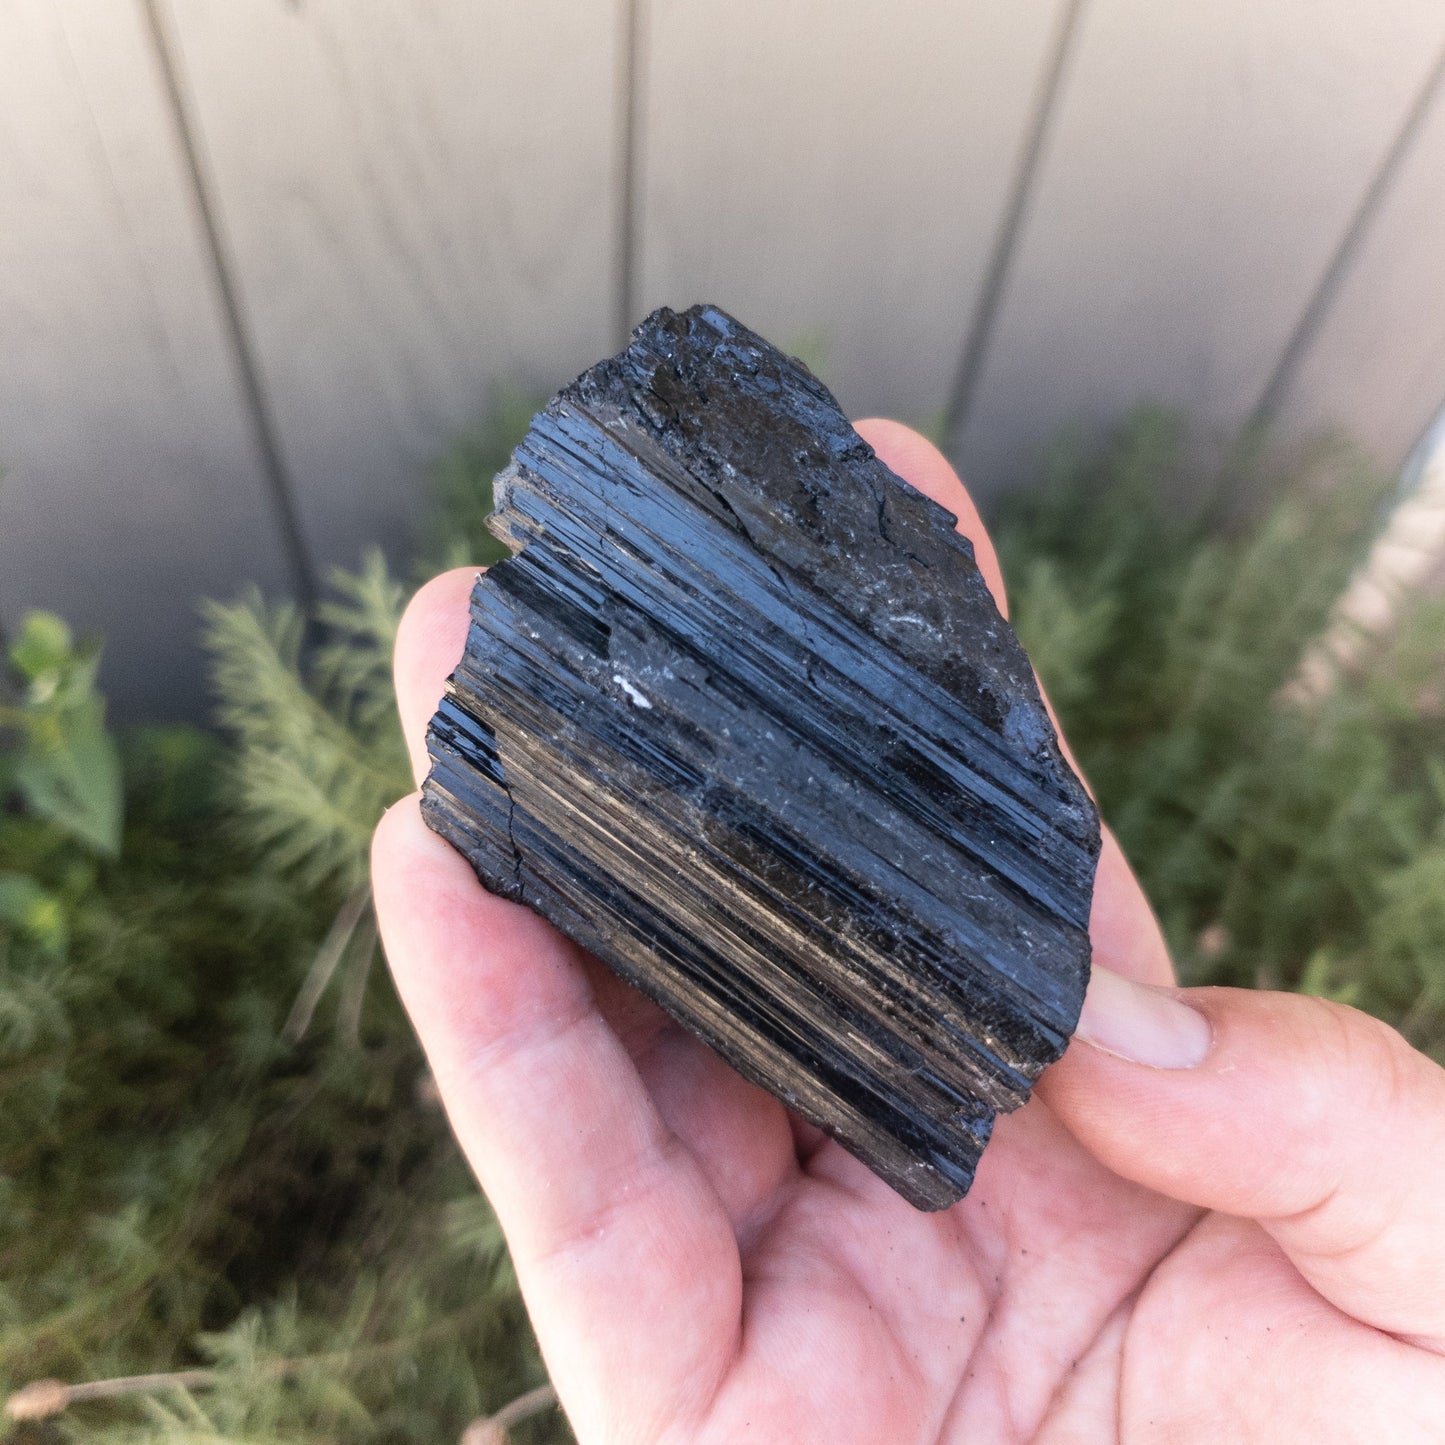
[[1038, 968, 1445, 1350]]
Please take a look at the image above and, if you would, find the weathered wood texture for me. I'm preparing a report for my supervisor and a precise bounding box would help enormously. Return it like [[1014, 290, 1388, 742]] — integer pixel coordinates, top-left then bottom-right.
[[0, 0, 294, 714], [1264, 52, 1445, 467], [633, 0, 1071, 431], [163, 0, 622, 577], [950, 0, 1445, 497], [2, 0, 1444, 712]]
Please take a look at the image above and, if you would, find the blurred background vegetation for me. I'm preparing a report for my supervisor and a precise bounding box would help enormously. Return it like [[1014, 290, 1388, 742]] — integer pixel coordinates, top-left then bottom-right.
[[2, 402, 1443, 1441]]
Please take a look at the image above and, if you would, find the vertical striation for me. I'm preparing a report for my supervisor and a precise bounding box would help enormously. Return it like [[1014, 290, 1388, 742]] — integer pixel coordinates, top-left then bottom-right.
[[422, 304, 1100, 1210]]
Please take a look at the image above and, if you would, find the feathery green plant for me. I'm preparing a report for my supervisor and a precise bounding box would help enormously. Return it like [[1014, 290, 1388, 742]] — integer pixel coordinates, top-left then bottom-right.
[[2, 401, 557, 1440], [7, 402, 1444, 1441], [997, 412, 1445, 1056], [201, 551, 410, 895]]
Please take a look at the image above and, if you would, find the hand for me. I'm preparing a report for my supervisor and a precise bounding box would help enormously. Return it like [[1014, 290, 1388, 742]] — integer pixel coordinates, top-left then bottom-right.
[[373, 420, 1445, 1442]]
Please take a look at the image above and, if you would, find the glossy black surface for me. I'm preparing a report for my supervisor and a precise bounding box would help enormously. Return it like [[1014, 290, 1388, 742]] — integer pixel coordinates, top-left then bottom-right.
[[422, 305, 1100, 1210]]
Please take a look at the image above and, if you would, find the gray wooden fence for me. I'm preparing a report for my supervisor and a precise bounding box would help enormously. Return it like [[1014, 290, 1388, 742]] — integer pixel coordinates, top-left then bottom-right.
[[3, 0, 1445, 715]]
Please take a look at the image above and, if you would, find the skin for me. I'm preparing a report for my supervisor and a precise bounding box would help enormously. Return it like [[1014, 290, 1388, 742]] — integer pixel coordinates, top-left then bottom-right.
[[373, 420, 1445, 1442]]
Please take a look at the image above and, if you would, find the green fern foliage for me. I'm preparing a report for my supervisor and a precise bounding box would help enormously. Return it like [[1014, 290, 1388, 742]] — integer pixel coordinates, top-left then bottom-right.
[[201, 551, 410, 895], [6, 403, 1445, 1441], [997, 413, 1445, 1055], [4, 560, 554, 1429]]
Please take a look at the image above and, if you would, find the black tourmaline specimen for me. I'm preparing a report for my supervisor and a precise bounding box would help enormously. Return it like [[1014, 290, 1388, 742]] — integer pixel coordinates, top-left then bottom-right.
[[422, 305, 1100, 1210]]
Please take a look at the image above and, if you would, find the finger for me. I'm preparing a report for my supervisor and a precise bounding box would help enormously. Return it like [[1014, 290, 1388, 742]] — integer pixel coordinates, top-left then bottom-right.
[[1090, 832, 1174, 986], [857, 419, 1173, 987], [395, 566, 475, 786], [855, 417, 1007, 612], [373, 796, 740, 1437], [1041, 968, 1445, 1347]]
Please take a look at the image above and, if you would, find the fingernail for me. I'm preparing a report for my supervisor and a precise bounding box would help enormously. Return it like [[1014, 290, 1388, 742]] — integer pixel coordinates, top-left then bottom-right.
[[1075, 966, 1212, 1069]]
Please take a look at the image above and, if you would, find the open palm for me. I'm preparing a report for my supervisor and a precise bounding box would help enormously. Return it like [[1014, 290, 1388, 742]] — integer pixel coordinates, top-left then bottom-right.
[[374, 421, 1445, 1441]]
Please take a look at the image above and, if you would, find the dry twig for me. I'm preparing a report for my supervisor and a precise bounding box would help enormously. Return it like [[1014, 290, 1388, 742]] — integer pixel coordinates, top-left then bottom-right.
[[459, 1382, 559, 1444], [283, 883, 372, 1042], [4, 1307, 495, 1424], [6, 1370, 213, 1421]]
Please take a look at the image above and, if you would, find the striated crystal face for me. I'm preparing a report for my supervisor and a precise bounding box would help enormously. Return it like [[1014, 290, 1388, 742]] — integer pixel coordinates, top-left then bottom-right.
[[422, 304, 1100, 1210]]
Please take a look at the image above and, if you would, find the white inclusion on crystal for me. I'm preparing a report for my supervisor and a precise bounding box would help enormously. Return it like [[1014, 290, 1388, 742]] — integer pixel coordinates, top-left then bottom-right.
[[612, 674, 653, 709]]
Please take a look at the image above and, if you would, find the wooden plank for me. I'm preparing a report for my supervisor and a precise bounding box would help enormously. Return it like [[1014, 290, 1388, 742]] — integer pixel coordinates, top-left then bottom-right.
[[1269, 68, 1445, 473], [0, 0, 293, 716], [635, 0, 1071, 430], [164, 0, 623, 575], [951, 0, 1445, 499]]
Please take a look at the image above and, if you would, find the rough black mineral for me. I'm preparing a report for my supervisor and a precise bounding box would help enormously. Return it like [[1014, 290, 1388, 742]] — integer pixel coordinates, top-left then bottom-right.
[[422, 305, 1100, 1210]]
